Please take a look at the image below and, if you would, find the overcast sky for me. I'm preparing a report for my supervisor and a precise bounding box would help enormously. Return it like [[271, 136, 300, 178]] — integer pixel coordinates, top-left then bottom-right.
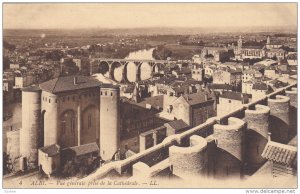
[[3, 3, 297, 29]]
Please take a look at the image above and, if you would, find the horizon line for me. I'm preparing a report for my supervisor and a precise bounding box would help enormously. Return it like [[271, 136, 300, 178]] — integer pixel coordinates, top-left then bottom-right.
[[3, 25, 297, 31]]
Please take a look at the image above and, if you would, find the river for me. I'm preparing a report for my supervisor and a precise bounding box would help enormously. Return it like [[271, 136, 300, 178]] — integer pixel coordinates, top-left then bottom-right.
[[113, 48, 155, 82], [125, 48, 155, 60]]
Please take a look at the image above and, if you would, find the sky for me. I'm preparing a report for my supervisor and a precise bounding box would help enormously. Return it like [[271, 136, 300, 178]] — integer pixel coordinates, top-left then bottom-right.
[[3, 3, 297, 29]]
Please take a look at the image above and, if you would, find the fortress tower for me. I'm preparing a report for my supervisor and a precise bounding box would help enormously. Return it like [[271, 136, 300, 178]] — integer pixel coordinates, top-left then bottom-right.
[[244, 104, 270, 170], [42, 90, 59, 147], [213, 117, 245, 179], [99, 84, 120, 161], [20, 86, 42, 170]]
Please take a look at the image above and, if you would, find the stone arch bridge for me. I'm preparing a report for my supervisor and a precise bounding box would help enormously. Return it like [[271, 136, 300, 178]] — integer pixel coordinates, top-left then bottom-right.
[[89, 58, 173, 83]]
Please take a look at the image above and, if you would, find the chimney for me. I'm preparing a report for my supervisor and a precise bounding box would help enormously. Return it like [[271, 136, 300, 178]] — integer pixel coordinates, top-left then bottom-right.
[[268, 132, 272, 141], [73, 76, 78, 85]]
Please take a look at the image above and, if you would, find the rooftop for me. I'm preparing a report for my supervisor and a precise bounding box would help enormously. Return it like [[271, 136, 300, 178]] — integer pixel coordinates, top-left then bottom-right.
[[21, 85, 41, 92], [39, 76, 102, 94], [66, 143, 99, 156], [183, 91, 213, 106], [220, 91, 251, 101], [165, 119, 189, 131], [253, 82, 268, 90], [39, 144, 60, 157], [261, 141, 297, 167]]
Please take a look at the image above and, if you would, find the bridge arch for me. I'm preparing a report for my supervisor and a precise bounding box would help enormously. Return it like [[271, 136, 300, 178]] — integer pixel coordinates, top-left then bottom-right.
[[152, 63, 164, 73], [110, 61, 122, 81], [98, 61, 110, 76], [124, 61, 139, 83], [138, 62, 153, 81]]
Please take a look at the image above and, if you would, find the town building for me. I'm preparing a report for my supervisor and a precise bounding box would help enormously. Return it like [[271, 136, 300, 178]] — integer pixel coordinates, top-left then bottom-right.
[[217, 91, 250, 116]]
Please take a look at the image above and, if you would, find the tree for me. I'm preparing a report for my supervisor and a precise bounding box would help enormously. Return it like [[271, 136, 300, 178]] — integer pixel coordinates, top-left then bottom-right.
[[3, 56, 10, 70]]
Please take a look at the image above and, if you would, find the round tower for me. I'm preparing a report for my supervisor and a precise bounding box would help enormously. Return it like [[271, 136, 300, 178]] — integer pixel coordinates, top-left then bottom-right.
[[213, 117, 245, 179], [42, 91, 58, 147], [20, 86, 41, 170], [244, 104, 270, 169], [285, 87, 297, 138], [99, 84, 120, 161], [169, 135, 208, 179], [268, 95, 290, 143]]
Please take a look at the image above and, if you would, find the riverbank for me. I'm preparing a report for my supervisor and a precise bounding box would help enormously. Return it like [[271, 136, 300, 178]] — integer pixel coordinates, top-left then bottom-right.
[[152, 44, 202, 60]]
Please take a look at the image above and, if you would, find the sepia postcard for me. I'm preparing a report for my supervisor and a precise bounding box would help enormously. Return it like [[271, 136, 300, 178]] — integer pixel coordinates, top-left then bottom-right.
[[1, 2, 298, 190]]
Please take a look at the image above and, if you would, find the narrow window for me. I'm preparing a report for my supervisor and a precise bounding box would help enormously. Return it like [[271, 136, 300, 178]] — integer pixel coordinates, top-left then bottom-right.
[[71, 118, 75, 133], [88, 114, 92, 129], [62, 121, 66, 135]]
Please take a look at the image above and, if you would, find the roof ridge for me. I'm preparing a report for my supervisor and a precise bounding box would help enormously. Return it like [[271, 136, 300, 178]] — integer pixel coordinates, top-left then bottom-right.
[[50, 77, 59, 93]]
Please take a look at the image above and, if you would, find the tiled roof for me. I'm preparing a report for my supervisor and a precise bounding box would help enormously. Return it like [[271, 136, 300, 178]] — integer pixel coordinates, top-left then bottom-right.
[[220, 91, 250, 101], [40, 144, 60, 157], [137, 95, 164, 109], [21, 85, 41, 92], [183, 92, 212, 106], [261, 141, 297, 167], [252, 82, 268, 90], [39, 76, 101, 94], [209, 84, 233, 90], [67, 143, 99, 156], [165, 119, 189, 131]]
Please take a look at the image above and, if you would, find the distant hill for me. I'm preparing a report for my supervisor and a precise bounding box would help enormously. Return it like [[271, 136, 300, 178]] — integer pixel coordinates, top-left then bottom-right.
[[3, 26, 297, 37]]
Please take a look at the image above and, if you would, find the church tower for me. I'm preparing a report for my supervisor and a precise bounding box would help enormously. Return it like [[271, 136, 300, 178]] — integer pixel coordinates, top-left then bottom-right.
[[267, 35, 271, 44], [237, 35, 243, 54]]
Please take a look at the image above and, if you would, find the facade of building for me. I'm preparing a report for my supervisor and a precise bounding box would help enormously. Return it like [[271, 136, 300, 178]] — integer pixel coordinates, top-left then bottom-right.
[[168, 92, 216, 127], [38, 144, 60, 177], [217, 91, 250, 116], [191, 66, 204, 81], [19, 76, 121, 172], [213, 69, 242, 87]]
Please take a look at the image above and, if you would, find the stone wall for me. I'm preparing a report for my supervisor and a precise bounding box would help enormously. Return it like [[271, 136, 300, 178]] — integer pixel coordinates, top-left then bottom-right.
[[82, 83, 297, 181]]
